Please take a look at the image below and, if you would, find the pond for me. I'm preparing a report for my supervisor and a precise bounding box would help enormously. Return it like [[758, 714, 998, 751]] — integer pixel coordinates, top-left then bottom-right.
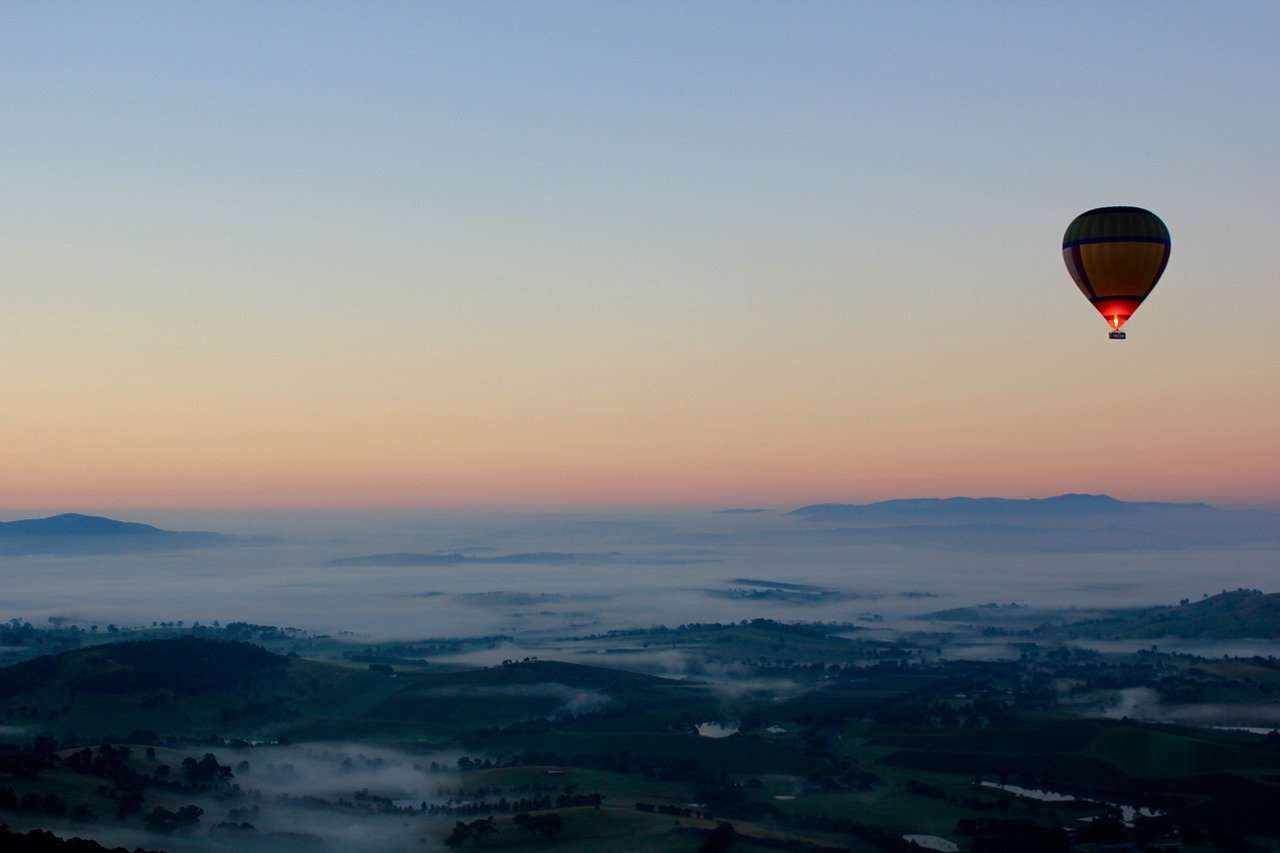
[[980, 781, 1164, 824]]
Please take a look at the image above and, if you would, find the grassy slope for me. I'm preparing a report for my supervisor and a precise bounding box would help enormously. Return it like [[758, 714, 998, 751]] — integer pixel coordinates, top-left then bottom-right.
[[872, 717, 1280, 782], [7, 632, 1280, 847], [0, 640, 712, 745], [1063, 590, 1280, 639], [926, 590, 1280, 640]]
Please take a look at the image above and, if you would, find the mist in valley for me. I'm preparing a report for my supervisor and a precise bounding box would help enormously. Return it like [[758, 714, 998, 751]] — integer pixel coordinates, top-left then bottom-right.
[[16, 743, 468, 852], [2, 505, 1276, 646], [3, 502, 1279, 851]]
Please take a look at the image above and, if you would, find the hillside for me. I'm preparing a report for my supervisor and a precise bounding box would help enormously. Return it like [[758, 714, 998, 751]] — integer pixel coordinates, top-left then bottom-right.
[[0, 638, 707, 743], [0, 636, 288, 697], [923, 590, 1280, 640], [1062, 589, 1280, 639]]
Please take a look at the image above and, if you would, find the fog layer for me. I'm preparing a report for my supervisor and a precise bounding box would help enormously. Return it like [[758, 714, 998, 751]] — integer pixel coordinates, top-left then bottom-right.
[[2, 507, 1276, 640]]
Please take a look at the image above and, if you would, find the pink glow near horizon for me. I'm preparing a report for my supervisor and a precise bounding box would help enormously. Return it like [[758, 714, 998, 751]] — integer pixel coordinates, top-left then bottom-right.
[[2, 5, 1276, 511]]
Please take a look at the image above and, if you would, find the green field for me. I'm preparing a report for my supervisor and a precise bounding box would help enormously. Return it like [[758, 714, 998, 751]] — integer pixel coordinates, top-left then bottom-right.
[[4, 616, 1280, 851]]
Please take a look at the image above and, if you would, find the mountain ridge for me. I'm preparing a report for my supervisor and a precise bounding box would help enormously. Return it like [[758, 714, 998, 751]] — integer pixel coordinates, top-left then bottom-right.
[[789, 493, 1221, 519], [0, 513, 271, 555]]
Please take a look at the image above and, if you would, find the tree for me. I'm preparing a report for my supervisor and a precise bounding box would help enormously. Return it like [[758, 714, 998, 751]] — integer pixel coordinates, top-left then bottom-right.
[[513, 812, 564, 838], [445, 816, 497, 847], [699, 822, 736, 853], [144, 804, 203, 834]]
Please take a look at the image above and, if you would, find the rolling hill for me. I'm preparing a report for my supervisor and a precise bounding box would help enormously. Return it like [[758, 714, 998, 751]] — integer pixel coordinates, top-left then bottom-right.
[[1060, 589, 1280, 640], [0, 637, 708, 743]]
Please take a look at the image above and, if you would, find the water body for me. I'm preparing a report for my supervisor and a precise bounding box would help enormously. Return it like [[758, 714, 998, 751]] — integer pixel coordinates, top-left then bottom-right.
[[980, 782, 1163, 824], [979, 782, 1074, 802], [902, 836, 959, 852]]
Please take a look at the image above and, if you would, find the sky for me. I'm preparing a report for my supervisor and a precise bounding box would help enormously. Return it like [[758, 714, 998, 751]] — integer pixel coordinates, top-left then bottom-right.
[[2, 1, 1278, 510]]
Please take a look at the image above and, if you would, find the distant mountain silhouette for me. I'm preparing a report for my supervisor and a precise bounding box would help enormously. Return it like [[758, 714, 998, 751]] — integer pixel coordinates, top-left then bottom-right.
[[0, 513, 271, 556], [728, 494, 1280, 552], [789, 493, 1218, 522]]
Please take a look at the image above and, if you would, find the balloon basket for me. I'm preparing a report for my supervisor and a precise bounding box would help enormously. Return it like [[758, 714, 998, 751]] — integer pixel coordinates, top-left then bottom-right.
[[1108, 330, 1127, 340]]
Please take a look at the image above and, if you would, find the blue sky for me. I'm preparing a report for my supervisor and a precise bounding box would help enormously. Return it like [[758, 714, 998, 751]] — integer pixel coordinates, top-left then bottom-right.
[[2, 1, 1278, 508]]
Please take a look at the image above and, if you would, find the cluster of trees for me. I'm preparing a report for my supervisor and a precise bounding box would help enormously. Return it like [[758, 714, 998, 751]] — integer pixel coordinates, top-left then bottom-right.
[[141, 804, 202, 834], [0, 825, 162, 853], [425, 791, 601, 816], [635, 802, 694, 817], [1, 737, 240, 827], [220, 622, 304, 642], [443, 811, 568, 847], [465, 695, 681, 744], [512, 811, 565, 837], [352, 636, 511, 662], [181, 752, 232, 784], [444, 816, 497, 846], [267, 791, 414, 817], [692, 779, 780, 821], [570, 618, 856, 644], [0, 786, 87, 820], [874, 695, 1020, 728]]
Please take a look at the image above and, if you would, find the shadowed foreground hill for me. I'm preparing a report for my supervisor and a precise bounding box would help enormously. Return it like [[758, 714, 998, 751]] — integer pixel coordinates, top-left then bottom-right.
[[0, 637, 288, 697], [0, 513, 270, 555], [0, 638, 708, 742]]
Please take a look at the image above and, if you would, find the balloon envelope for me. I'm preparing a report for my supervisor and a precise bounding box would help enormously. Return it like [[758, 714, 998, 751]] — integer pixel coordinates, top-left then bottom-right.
[[1062, 206, 1170, 331]]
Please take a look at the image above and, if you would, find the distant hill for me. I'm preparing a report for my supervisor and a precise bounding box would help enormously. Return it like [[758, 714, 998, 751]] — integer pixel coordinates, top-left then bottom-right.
[[779, 495, 1278, 552], [0, 513, 270, 555], [790, 493, 1217, 522]]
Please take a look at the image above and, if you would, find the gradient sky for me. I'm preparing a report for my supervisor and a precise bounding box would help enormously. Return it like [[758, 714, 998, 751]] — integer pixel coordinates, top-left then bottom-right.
[[2, 1, 1278, 510]]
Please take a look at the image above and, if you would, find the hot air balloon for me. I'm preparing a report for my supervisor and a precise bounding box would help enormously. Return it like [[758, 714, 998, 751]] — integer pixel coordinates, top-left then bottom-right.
[[1062, 206, 1170, 339]]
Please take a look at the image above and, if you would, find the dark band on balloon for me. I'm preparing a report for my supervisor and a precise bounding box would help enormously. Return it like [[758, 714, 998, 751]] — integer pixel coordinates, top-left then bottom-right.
[[1063, 235, 1171, 249]]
